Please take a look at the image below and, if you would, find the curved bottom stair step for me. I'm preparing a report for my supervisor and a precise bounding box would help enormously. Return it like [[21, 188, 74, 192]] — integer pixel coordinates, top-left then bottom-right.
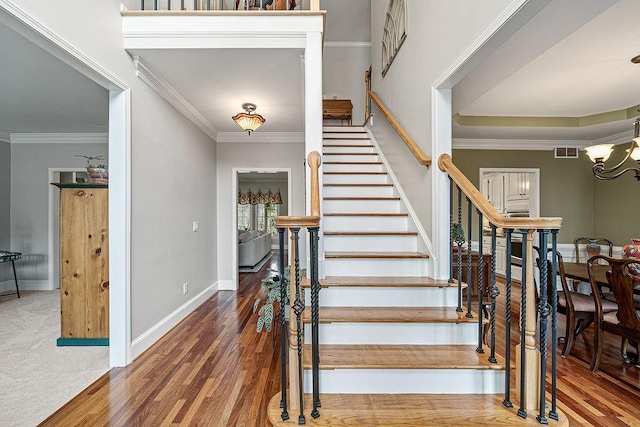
[[268, 392, 569, 426]]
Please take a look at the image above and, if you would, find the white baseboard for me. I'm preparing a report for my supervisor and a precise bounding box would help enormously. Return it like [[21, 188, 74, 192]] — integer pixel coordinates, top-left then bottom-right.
[[218, 279, 234, 290], [131, 281, 218, 360], [0, 279, 52, 292]]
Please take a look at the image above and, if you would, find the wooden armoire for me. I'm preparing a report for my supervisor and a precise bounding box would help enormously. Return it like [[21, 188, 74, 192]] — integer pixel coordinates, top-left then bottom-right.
[[52, 183, 109, 346]]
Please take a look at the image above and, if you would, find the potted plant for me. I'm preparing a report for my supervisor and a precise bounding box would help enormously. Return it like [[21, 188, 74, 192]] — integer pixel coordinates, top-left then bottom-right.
[[452, 223, 465, 251], [76, 155, 108, 184], [253, 266, 305, 333]]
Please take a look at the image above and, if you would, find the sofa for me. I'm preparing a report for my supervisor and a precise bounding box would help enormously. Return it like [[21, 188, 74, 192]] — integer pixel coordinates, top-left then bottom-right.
[[238, 230, 272, 267]]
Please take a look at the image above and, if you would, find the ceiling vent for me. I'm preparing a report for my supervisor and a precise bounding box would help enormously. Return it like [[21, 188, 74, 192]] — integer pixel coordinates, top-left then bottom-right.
[[554, 147, 579, 158]]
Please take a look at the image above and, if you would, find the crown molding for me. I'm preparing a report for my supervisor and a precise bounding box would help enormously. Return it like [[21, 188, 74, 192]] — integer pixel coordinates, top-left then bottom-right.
[[0, 0, 128, 91], [132, 56, 218, 140], [591, 129, 635, 146], [10, 133, 108, 144], [324, 41, 371, 48], [452, 138, 589, 151], [216, 132, 304, 143], [0, 131, 10, 143]]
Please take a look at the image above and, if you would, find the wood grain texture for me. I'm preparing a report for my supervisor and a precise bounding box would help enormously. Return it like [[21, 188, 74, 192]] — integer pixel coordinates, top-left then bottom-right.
[[40, 254, 640, 426], [58, 187, 109, 339]]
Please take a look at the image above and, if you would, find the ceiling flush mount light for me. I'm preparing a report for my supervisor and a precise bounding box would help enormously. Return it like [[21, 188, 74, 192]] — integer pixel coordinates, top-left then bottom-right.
[[232, 103, 265, 135], [585, 117, 640, 181]]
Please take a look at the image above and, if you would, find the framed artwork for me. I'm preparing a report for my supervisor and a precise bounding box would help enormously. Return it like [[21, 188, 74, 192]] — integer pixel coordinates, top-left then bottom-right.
[[382, 0, 408, 77]]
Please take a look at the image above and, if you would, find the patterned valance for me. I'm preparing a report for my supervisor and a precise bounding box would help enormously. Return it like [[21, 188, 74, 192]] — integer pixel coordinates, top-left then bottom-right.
[[238, 188, 282, 205]]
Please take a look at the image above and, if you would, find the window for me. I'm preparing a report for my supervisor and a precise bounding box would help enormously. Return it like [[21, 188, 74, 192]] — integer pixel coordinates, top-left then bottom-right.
[[237, 204, 251, 230], [258, 203, 279, 234]]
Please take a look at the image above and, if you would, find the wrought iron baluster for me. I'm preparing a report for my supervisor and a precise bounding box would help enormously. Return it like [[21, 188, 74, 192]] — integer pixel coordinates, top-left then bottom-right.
[[181, 0, 185, 10], [309, 227, 321, 419], [141, 0, 145, 10], [466, 197, 473, 318], [503, 229, 513, 408], [154, 0, 159, 10], [549, 230, 559, 421], [449, 178, 454, 283], [277, 228, 289, 421], [517, 229, 528, 419], [291, 228, 306, 425], [456, 187, 464, 313], [476, 210, 484, 354], [488, 225, 500, 364], [537, 230, 550, 425]]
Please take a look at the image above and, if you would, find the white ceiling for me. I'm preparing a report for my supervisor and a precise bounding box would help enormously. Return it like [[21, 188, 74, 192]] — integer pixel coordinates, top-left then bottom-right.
[[453, 0, 640, 142], [2, 0, 637, 145]]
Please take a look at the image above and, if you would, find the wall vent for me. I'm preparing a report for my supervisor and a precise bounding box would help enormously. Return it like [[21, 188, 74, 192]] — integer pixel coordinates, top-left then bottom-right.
[[554, 147, 579, 158]]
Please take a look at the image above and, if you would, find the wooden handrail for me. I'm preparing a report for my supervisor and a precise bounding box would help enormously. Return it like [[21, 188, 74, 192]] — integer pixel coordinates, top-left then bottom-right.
[[438, 153, 562, 230], [367, 91, 431, 167], [275, 151, 322, 229]]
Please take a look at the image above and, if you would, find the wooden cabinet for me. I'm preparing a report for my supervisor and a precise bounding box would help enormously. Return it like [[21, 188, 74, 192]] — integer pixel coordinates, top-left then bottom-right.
[[485, 174, 505, 214], [483, 235, 507, 276], [323, 99, 353, 124], [505, 173, 530, 212], [53, 183, 109, 345]]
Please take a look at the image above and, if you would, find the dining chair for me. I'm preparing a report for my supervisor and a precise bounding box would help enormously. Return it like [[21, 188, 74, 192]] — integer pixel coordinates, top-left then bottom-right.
[[547, 252, 617, 358], [574, 237, 614, 292], [588, 255, 640, 372]]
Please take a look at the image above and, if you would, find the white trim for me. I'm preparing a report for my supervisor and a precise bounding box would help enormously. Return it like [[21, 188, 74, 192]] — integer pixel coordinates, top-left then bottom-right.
[[453, 138, 589, 151], [48, 167, 87, 293], [365, 129, 434, 273], [130, 281, 219, 360], [0, 279, 49, 293], [217, 280, 234, 291], [109, 89, 132, 367], [0, 1, 127, 91], [592, 129, 635, 146], [217, 132, 304, 143], [232, 167, 292, 290], [132, 56, 218, 140], [11, 133, 108, 144], [324, 41, 372, 48], [0, 131, 10, 143]]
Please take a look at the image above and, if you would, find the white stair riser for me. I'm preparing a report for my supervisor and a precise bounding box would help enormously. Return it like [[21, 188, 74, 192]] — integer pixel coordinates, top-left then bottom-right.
[[324, 215, 407, 231], [323, 154, 379, 163], [323, 145, 375, 154], [308, 285, 455, 307], [324, 235, 417, 252], [323, 139, 372, 146], [323, 199, 400, 213], [323, 174, 389, 184], [324, 258, 428, 277], [324, 186, 395, 198], [303, 322, 478, 345], [304, 369, 504, 394], [323, 163, 384, 173]]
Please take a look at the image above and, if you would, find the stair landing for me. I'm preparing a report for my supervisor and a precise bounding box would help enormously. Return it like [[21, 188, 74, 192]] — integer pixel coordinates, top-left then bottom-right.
[[268, 393, 569, 426]]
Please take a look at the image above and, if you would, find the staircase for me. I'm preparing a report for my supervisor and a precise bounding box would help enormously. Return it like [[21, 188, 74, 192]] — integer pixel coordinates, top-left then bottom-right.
[[268, 126, 567, 426]]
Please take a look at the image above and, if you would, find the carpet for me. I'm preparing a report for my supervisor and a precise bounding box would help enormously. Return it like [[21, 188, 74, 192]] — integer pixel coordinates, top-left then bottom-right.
[[0, 291, 109, 427], [239, 251, 274, 273]]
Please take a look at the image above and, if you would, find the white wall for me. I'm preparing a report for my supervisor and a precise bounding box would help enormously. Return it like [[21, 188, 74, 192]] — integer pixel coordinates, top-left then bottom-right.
[[0, 140, 10, 282], [7, 0, 218, 345], [217, 141, 305, 287], [369, 0, 516, 240], [323, 46, 371, 126]]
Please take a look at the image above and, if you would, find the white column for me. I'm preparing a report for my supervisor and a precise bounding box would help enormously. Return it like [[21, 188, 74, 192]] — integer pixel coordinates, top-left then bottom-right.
[[431, 87, 452, 280], [304, 31, 323, 216]]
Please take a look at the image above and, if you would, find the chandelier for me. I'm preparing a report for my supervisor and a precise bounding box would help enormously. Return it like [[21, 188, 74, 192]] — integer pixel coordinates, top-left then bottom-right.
[[232, 103, 265, 135], [584, 118, 640, 181]]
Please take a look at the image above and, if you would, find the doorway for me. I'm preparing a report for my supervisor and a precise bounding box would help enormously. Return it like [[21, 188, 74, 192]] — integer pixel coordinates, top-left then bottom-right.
[[232, 168, 291, 290]]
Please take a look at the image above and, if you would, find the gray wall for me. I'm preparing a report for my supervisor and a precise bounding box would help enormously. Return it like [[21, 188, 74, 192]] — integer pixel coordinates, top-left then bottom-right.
[[0, 141, 10, 281], [10, 142, 107, 282], [452, 149, 639, 246], [217, 141, 305, 285]]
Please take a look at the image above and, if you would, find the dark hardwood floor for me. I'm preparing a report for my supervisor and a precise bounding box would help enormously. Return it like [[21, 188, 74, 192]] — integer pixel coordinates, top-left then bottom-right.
[[40, 254, 640, 426]]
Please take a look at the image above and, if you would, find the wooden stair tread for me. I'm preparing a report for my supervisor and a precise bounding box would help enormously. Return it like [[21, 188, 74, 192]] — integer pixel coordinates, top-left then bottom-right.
[[325, 252, 429, 259], [324, 196, 400, 200], [268, 393, 569, 426], [323, 183, 393, 187], [323, 137, 369, 140], [302, 306, 481, 323], [302, 345, 505, 370], [323, 172, 388, 175], [321, 276, 454, 287], [324, 212, 407, 217], [323, 231, 417, 236]]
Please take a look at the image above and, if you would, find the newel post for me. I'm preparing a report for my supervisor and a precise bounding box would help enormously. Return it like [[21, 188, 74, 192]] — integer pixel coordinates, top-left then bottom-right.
[[516, 229, 540, 412], [308, 151, 321, 217]]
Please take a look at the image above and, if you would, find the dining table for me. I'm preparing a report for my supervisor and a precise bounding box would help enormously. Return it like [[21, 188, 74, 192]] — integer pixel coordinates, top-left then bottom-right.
[[561, 262, 610, 287]]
